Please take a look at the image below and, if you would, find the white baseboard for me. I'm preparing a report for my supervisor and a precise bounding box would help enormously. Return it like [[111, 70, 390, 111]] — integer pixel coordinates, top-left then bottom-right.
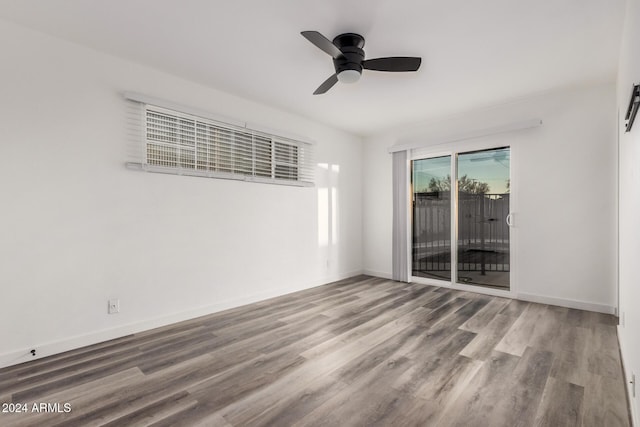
[[308, 269, 366, 287], [0, 269, 363, 370], [516, 292, 616, 314], [362, 269, 392, 280], [365, 271, 616, 315], [0, 270, 617, 370], [617, 325, 638, 427]]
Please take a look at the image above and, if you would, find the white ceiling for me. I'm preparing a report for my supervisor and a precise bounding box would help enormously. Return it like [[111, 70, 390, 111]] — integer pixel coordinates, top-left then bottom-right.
[[0, 0, 626, 136]]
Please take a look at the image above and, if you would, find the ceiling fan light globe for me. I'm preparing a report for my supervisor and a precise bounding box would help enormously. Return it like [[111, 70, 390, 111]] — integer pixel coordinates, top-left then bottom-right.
[[337, 69, 361, 84]]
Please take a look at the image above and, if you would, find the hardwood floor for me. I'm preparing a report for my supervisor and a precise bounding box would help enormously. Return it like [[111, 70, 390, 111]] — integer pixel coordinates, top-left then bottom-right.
[[0, 276, 631, 426]]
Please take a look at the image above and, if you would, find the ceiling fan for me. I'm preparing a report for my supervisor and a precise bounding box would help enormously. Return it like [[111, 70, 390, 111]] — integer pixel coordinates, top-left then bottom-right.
[[301, 31, 422, 95]]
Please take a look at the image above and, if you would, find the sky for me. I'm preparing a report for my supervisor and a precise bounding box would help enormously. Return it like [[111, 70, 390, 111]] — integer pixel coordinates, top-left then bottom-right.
[[412, 147, 510, 194]]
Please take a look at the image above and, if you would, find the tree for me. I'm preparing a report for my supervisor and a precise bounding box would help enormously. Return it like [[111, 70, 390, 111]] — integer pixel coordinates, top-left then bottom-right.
[[427, 176, 450, 192], [458, 175, 490, 194], [426, 174, 490, 194]]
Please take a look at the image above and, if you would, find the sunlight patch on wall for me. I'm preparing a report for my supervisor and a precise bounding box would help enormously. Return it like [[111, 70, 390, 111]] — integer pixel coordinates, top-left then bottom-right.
[[317, 163, 340, 249]]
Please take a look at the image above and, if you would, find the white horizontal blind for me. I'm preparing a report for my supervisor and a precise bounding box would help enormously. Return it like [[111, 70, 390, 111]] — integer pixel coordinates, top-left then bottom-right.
[[126, 101, 315, 186]]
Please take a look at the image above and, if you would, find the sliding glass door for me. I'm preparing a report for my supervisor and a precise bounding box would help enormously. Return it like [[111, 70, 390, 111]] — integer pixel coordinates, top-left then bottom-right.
[[412, 156, 452, 281], [411, 147, 511, 290], [456, 147, 510, 289]]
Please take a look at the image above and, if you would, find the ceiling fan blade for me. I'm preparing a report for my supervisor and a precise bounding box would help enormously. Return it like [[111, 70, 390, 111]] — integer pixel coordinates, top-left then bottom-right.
[[301, 31, 343, 59], [363, 57, 422, 72], [313, 74, 339, 95]]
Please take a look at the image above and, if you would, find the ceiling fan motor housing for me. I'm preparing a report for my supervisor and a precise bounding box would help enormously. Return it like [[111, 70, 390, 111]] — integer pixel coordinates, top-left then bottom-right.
[[332, 33, 365, 75]]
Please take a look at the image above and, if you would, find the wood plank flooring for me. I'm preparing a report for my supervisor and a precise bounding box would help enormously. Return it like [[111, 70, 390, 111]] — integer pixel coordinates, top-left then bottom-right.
[[0, 276, 631, 426]]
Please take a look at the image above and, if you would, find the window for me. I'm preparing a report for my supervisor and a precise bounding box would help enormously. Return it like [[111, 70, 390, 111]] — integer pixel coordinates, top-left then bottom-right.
[[126, 97, 314, 187], [274, 141, 299, 180]]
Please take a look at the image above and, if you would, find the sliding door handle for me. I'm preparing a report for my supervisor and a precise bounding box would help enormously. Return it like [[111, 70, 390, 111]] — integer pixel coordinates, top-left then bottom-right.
[[506, 213, 514, 227]]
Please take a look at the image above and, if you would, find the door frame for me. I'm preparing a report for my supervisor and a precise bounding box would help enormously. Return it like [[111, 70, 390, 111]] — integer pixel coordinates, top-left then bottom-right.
[[408, 136, 517, 299]]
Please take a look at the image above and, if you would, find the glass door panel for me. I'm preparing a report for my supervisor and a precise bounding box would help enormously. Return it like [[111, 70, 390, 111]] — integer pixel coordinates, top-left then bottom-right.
[[456, 147, 510, 289], [412, 156, 452, 281]]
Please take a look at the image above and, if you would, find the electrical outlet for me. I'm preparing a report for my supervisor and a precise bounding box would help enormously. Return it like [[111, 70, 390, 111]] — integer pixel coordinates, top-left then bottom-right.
[[108, 298, 120, 314], [632, 373, 636, 398]]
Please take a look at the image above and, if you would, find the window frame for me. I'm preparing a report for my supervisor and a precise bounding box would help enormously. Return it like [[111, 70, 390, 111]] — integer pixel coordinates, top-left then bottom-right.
[[125, 95, 314, 187]]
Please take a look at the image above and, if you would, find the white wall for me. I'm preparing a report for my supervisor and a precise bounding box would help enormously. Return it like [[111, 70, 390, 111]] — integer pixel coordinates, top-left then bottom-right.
[[617, 0, 640, 423], [0, 19, 363, 368], [363, 84, 617, 312]]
